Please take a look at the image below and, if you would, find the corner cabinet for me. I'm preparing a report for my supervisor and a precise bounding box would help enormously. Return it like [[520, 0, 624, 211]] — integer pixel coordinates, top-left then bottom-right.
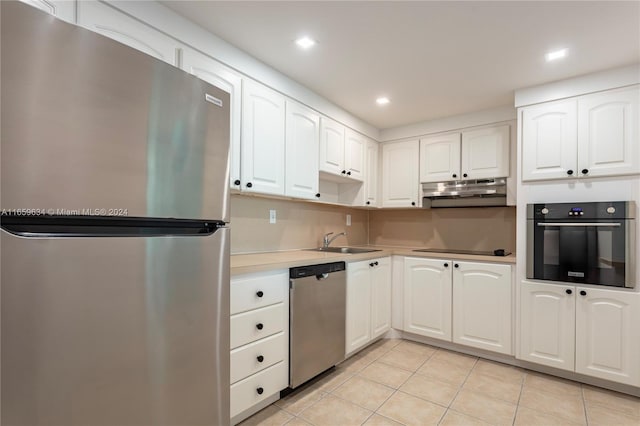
[[519, 280, 640, 387], [181, 48, 242, 191], [452, 261, 512, 355], [285, 101, 320, 200], [319, 118, 365, 181], [381, 140, 420, 208], [521, 85, 639, 181], [346, 257, 391, 355], [241, 79, 286, 196], [77, 1, 180, 66]]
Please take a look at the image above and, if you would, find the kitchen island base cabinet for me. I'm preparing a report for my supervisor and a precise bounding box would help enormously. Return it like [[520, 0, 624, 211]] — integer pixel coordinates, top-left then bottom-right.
[[346, 257, 391, 355], [519, 281, 640, 387], [403, 257, 452, 341], [452, 262, 512, 355]]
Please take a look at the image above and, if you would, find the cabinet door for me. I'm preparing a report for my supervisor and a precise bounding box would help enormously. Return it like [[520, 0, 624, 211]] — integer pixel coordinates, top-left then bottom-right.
[[319, 117, 345, 175], [575, 288, 640, 386], [403, 257, 452, 341], [77, 1, 178, 65], [346, 260, 372, 355], [182, 48, 242, 190], [381, 141, 420, 208], [578, 86, 640, 178], [285, 101, 320, 199], [371, 257, 392, 339], [419, 133, 461, 182], [344, 129, 365, 181], [19, 0, 75, 22], [521, 99, 578, 181], [241, 80, 286, 196], [452, 262, 512, 355], [365, 140, 379, 207], [519, 281, 575, 371], [461, 125, 510, 180]]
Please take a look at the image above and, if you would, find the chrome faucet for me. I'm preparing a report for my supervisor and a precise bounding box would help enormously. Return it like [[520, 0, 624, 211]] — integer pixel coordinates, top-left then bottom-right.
[[323, 231, 347, 248]]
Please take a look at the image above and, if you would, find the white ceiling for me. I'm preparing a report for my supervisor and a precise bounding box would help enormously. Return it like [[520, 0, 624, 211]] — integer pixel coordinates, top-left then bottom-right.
[[162, 1, 640, 130]]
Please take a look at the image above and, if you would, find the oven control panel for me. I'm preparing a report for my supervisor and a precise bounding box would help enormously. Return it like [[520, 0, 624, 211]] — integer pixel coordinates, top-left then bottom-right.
[[527, 201, 634, 220]]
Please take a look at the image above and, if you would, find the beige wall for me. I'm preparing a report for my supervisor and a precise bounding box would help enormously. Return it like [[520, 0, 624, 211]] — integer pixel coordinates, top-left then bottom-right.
[[230, 194, 368, 254], [369, 207, 516, 252]]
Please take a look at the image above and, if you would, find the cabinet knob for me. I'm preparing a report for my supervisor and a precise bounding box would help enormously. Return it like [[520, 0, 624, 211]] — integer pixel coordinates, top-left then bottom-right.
[[454, 263, 459, 268], [444, 263, 449, 268], [452, 174, 457, 178], [257, 355, 264, 363], [374, 261, 379, 266], [234, 179, 241, 186], [246, 182, 253, 188], [411, 202, 416, 206], [566, 289, 572, 295], [315, 193, 321, 198], [256, 291, 264, 298], [256, 323, 264, 330], [369, 262, 374, 267], [256, 387, 264, 395], [341, 170, 346, 174], [580, 290, 587, 296], [581, 169, 589, 175], [366, 201, 370, 205], [347, 171, 351, 176], [567, 170, 574, 176], [463, 173, 468, 178]]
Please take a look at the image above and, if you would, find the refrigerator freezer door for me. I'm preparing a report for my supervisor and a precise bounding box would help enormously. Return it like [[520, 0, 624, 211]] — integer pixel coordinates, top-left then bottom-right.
[[1, 2, 230, 221], [1, 227, 230, 426]]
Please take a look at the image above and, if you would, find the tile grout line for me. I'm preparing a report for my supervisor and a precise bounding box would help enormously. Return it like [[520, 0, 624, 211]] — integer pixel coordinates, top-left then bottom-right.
[[581, 384, 589, 426]]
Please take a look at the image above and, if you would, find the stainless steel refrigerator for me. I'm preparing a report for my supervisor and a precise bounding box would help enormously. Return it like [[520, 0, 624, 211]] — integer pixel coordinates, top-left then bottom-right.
[[1, 2, 230, 425]]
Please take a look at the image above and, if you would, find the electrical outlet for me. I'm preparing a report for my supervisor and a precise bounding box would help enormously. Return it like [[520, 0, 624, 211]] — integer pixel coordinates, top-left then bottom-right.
[[346, 214, 351, 226], [269, 209, 276, 224]]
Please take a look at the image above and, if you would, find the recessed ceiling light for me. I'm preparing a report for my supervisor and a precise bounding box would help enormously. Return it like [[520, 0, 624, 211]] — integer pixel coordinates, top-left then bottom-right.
[[545, 48, 568, 62], [295, 36, 316, 49], [376, 97, 390, 105]]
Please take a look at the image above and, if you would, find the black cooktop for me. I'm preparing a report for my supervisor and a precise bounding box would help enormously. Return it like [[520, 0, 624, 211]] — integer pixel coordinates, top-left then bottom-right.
[[412, 248, 512, 257]]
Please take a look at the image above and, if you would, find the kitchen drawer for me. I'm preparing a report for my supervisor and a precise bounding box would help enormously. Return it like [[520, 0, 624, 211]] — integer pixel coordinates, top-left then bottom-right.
[[230, 361, 287, 418], [231, 270, 287, 315], [230, 303, 285, 349], [231, 332, 286, 384]]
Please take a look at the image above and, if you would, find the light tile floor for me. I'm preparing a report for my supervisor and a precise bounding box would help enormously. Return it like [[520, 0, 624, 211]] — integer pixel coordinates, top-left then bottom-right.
[[239, 338, 640, 426]]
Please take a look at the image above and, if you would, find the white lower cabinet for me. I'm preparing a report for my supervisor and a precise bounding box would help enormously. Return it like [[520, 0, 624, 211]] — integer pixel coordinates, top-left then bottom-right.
[[519, 281, 640, 387], [346, 257, 391, 355], [230, 270, 289, 422], [403, 257, 452, 341], [452, 261, 512, 355]]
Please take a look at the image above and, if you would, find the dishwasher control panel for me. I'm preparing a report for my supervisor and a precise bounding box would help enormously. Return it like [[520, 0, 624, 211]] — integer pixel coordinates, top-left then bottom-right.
[[290, 261, 345, 278]]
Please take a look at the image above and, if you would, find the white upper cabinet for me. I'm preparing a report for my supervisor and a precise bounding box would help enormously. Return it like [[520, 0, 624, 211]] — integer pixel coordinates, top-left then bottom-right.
[[365, 140, 379, 207], [319, 117, 346, 176], [519, 281, 576, 371], [381, 140, 420, 208], [420, 125, 509, 183], [181, 48, 242, 190], [77, 1, 179, 66], [285, 101, 320, 200], [461, 125, 510, 180], [346, 260, 372, 354], [419, 133, 461, 182], [575, 287, 640, 386], [522, 85, 639, 181], [403, 257, 452, 341], [20, 0, 75, 22], [452, 261, 512, 355], [241, 79, 286, 196], [577, 86, 639, 178], [370, 257, 392, 339], [344, 129, 365, 181]]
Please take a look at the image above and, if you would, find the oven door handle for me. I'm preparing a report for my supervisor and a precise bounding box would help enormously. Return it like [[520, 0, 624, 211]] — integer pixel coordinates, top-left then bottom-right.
[[537, 222, 621, 227]]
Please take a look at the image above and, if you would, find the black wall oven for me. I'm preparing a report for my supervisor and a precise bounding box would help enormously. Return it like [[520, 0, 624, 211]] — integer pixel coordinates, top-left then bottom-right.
[[527, 201, 636, 288]]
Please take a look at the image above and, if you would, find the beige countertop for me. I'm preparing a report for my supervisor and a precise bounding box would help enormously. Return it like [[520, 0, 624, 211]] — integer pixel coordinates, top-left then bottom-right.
[[231, 245, 515, 276]]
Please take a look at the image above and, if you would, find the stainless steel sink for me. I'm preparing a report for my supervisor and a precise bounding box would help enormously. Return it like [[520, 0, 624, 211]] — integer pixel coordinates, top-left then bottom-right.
[[308, 247, 381, 254]]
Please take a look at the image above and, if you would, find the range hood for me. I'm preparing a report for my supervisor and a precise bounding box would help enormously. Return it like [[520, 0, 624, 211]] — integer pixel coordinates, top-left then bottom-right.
[[422, 178, 507, 208]]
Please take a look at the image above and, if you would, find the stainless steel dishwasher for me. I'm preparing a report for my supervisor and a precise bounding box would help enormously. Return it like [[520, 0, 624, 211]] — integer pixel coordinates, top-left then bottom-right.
[[289, 262, 346, 388]]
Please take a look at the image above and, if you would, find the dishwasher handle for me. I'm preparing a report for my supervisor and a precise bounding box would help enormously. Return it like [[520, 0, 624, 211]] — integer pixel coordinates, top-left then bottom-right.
[[316, 273, 329, 280]]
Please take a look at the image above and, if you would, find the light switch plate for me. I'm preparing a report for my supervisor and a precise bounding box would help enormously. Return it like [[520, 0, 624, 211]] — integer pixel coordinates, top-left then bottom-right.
[[346, 214, 351, 226], [269, 209, 276, 224]]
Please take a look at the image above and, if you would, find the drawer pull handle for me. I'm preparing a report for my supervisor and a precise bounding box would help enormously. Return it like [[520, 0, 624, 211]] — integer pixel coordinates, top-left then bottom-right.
[[256, 323, 264, 330], [256, 291, 264, 298], [257, 355, 264, 363], [256, 387, 264, 395]]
